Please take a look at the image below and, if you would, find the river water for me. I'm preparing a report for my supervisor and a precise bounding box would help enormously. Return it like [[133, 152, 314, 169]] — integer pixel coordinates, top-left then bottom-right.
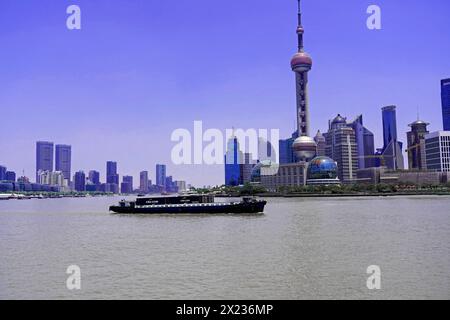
[[0, 195, 449, 300]]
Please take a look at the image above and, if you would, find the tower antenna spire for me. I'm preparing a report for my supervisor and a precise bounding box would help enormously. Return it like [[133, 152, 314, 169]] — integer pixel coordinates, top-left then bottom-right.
[[297, 0, 304, 51]]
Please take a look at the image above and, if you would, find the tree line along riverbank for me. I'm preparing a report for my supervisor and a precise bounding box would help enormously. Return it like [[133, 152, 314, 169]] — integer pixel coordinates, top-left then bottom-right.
[[195, 183, 450, 198]]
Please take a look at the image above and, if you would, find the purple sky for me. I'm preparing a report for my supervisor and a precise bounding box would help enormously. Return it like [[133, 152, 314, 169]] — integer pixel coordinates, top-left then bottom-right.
[[1, 0, 449, 187]]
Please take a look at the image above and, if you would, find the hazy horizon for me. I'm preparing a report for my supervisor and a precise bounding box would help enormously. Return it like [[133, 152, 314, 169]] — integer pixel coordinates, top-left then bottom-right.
[[1, 0, 449, 187]]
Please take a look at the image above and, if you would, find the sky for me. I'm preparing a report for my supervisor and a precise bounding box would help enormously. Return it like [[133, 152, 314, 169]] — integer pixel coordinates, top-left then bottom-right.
[[0, 0, 449, 187]]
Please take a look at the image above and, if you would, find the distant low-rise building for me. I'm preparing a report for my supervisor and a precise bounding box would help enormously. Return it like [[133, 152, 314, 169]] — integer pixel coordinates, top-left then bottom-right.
[[5, 171, 16, 182], [175, 181, 187, 192], [356, 167, 449, 186], [121, 176, 133, 194], [38, 170, 65, 187], [259, 162, 306, 192], [0, 167, 16, 182], [85, 182, 99, 193], [100, 183, 114, 193], [120, 183, 133, 194]]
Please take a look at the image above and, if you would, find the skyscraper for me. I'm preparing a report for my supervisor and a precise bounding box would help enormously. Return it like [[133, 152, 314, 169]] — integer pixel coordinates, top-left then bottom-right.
[[406, 119, 429, 170], [425, 131, 450, 172], [156, 164, 166, 190], [291, 0, 317, 162], [165, 176, 177, 193], [121, 176, 133, 194], [325, 115, 359, 182], [123, 175, 133, 188], [55, 144, 71, 183], [350, 115, 375, 169], [88, 170, 100, 185], [382, 106, 398, 150], [0, 166, 6, 181], [442, 78, 450, 131], [36, 141, 54, 183], [314, 130, 326, 157], [140, 171, 149, 193], [74, 171, 86, 192], [241, 153, 254, 184], [381, 106, 404, 170], [279, 134, 296, 164], [224, 135, 242, 186], [106, 161, 119, 185]]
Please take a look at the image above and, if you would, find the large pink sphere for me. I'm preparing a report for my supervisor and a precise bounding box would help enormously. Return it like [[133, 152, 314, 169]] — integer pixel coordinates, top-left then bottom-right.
[[291, 52, 312, 72]]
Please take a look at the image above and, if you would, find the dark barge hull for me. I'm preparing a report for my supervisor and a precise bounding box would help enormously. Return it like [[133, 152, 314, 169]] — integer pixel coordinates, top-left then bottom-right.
[[109, 201, 267, 215]]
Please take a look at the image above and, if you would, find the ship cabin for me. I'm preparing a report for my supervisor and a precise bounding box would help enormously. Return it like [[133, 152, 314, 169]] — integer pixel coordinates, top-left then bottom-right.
[[135, 194, 215, 206]]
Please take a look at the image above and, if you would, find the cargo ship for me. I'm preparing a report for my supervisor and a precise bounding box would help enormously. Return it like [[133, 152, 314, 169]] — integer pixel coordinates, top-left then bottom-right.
[[109, 194, 267, 215]]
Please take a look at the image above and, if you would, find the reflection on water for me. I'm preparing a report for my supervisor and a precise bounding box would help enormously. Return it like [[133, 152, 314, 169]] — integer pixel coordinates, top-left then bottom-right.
[[0, 195, 449, 300]]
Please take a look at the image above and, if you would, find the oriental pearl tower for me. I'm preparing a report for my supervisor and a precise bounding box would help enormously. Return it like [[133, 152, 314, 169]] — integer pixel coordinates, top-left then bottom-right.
[[291, 0, 317, 162]]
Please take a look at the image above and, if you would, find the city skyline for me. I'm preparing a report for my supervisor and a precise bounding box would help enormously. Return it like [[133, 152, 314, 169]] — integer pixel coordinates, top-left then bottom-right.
[[1, 140, 188, 192], [1, 0, 449, 186]]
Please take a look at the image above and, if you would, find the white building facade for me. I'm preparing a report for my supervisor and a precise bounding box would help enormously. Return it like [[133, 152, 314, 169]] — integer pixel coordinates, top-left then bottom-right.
[[425, 131, 450, 172]]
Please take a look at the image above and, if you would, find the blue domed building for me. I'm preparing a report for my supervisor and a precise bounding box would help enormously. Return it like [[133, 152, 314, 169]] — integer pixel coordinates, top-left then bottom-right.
[[306, 156, 341, 185]]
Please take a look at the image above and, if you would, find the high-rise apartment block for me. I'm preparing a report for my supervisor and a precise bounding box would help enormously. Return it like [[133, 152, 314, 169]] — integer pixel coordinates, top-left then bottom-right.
[[36, 141, 54, 182]]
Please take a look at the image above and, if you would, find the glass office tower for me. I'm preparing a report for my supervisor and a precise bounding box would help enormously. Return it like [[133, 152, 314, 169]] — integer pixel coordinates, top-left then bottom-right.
[[156, 164, 166, 190], [55, 144, 71, 183], [36, 141, 54, 183], [140, 171, 149, 193], [382, 106, 398, 151], [381, 106, 404, 170], [106, 161, 118, 184], [224, 136, 242, 186], [74, 171, 86, 192], [442, 79, 450, 131]]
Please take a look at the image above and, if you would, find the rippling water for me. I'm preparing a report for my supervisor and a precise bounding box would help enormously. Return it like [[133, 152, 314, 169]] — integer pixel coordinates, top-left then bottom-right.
[[0, 195, 449, 300]]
